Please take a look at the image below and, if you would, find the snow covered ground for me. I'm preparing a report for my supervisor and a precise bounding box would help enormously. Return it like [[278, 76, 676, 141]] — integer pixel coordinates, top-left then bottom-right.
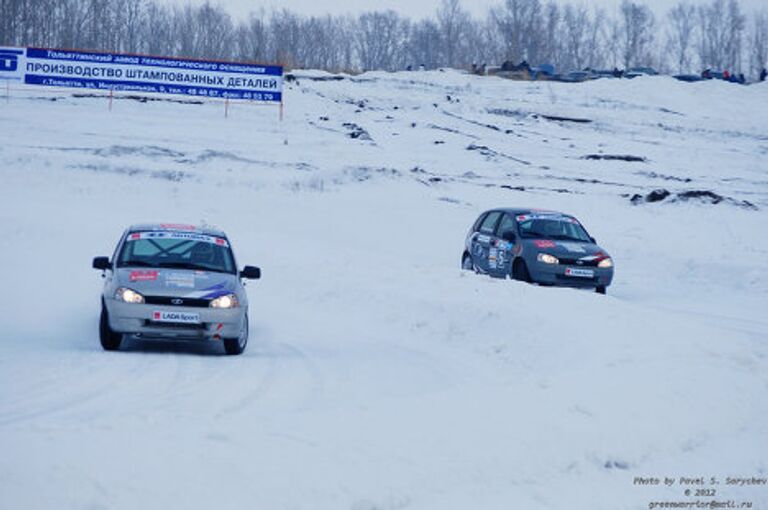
[[0, 71, 767, 510]]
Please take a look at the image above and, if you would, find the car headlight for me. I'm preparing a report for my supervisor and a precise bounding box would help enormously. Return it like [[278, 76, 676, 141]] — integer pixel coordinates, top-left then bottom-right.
[[537, 253, 559, 265], [210, 293, 239, 309], [115, 287, 145, 304], [598, 257, 614, 268]]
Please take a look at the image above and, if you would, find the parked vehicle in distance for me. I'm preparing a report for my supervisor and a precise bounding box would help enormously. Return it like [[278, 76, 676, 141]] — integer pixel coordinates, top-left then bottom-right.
[[554, 70, 592, 82], [92, 223, 261, 355], [588, 69, 620, 79], [461, 209, 614, 294], [674, 74, 705, 82], [625, 67, 658, 79]]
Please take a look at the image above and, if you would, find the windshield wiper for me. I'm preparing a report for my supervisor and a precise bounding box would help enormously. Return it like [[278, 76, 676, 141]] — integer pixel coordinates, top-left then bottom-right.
[[156, 261, 226, 273]]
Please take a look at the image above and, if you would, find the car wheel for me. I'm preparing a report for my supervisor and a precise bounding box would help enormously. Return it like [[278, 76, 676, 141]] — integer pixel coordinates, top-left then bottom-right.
[[596, 286, 607, 295], [461, 253, 474, 271], [512, 259, 532, 283], [99, 304, 122, 351], [223, 315, 248, 355]]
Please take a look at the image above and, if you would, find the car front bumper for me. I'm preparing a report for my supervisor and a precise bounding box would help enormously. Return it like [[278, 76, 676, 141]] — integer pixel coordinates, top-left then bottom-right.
[[530, 262, 614, 288], [105, 299, 246, 340]]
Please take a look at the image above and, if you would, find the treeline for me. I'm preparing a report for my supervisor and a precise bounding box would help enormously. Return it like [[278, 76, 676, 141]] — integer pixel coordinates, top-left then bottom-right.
[[1, 0, 767, 78]]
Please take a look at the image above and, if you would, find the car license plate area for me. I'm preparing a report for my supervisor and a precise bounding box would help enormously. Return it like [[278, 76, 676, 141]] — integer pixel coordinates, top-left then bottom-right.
[[564, 267, 594, 278], [152, 310, 201, 324]]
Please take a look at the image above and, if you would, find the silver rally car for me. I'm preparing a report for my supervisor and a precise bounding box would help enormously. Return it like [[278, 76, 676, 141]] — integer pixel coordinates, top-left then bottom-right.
[[461, 209, 614, 294], [93, 224, 261, 354]]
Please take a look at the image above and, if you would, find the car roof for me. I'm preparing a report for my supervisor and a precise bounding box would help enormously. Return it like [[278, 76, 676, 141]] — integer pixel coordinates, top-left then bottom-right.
[[483, 208, 571, 217], [127, 223, 227, 237]]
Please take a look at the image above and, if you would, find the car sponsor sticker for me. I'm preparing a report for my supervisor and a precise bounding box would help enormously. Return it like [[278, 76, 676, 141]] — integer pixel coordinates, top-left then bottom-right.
[[516, 213, 563, 222], [129, 270, 159, 282], [152, 311, 201, 324], [159, 224, 198, 231], [166, 272, 195, 288], [517, 214, 579, 225], [488, 247, 498, 268], [565, 267, 594, 278], [561, 242, 586, 253], [533, 239, 556, 248], [127, 231, 229, 247]]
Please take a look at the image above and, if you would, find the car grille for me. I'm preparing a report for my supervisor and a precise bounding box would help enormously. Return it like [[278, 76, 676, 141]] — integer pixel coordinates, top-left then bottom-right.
[[558, 257, 600, 267], [144, 296, 210, 308]]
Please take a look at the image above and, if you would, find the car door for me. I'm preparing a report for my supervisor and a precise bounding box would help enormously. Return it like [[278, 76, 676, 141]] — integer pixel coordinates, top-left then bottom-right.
[[470, 211, 502, 274], [489, 213, 517, 277]]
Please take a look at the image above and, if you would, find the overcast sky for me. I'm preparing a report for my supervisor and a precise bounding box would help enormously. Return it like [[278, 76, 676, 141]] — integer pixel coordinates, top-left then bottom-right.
[[162, 0, 765, 20]]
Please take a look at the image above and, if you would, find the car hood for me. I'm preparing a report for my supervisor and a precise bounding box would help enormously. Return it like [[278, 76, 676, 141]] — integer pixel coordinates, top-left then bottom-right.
[[522, 239, 609, 258], [116, 268, 239, 299]]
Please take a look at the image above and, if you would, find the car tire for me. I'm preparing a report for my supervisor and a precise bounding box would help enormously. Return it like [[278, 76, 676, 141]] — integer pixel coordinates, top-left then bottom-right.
[[596, 286, 607, 295], [512, 259, 532, 283], [99, 304, 122, 351], [461, 253, 474, 271], [223, 315, 248, 355]]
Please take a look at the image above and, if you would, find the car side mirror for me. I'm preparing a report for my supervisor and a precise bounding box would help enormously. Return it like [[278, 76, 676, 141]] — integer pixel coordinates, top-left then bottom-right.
[[240, 266, 261, 280], [590, 237, 597, 244], [501, 231, 516, 242], [92, 256, 110, 270]]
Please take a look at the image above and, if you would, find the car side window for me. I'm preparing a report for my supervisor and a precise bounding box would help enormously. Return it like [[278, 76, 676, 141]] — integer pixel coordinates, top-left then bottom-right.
[[479, 211, 501, 234], [496, 214, 516, 238]]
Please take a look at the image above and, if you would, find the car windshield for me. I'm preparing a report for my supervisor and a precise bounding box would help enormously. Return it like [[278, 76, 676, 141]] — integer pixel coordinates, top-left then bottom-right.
[[117, 231, 236, 274], [518, 216, 592, 242]]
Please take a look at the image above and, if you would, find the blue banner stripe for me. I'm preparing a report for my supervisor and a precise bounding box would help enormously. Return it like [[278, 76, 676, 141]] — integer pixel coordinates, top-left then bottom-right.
[[24, 74, 282, 102], [0, 48, 24, 55], [26, 48, 282, 77]]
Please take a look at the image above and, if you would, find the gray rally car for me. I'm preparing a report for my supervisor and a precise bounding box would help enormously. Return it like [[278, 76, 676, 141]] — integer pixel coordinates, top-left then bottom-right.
[[92, 224, 261, 354], [461, 209, 614, 293]]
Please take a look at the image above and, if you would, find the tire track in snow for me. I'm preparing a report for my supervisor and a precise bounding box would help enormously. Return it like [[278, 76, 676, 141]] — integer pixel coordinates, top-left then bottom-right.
[[213, 339, 325, 419], [0, 349, 147, 427]]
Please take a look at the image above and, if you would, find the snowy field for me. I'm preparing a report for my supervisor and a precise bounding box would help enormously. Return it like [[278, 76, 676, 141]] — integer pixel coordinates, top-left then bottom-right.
[[1, 71, 767, 509]]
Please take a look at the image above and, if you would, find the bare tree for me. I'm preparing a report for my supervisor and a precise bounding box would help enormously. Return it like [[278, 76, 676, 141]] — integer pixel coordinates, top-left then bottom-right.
[[667, 2, 697, 73], [619, 0, 655, 69], [268, 9, 302, 67], [697, 0, 745, 72], [234, 12, 268, 63], [436, 0, 472, 68], [408, 19, 442, 69], [561, 5, 590, 70], [0, 0, 764, 76], [356, 11, 409, 71], [116, 0, 145, 53], [143, 2, 172, 56], [750, 11, 768, 78], [539, 2, 560, 67], [491, 0, 544, 64]]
